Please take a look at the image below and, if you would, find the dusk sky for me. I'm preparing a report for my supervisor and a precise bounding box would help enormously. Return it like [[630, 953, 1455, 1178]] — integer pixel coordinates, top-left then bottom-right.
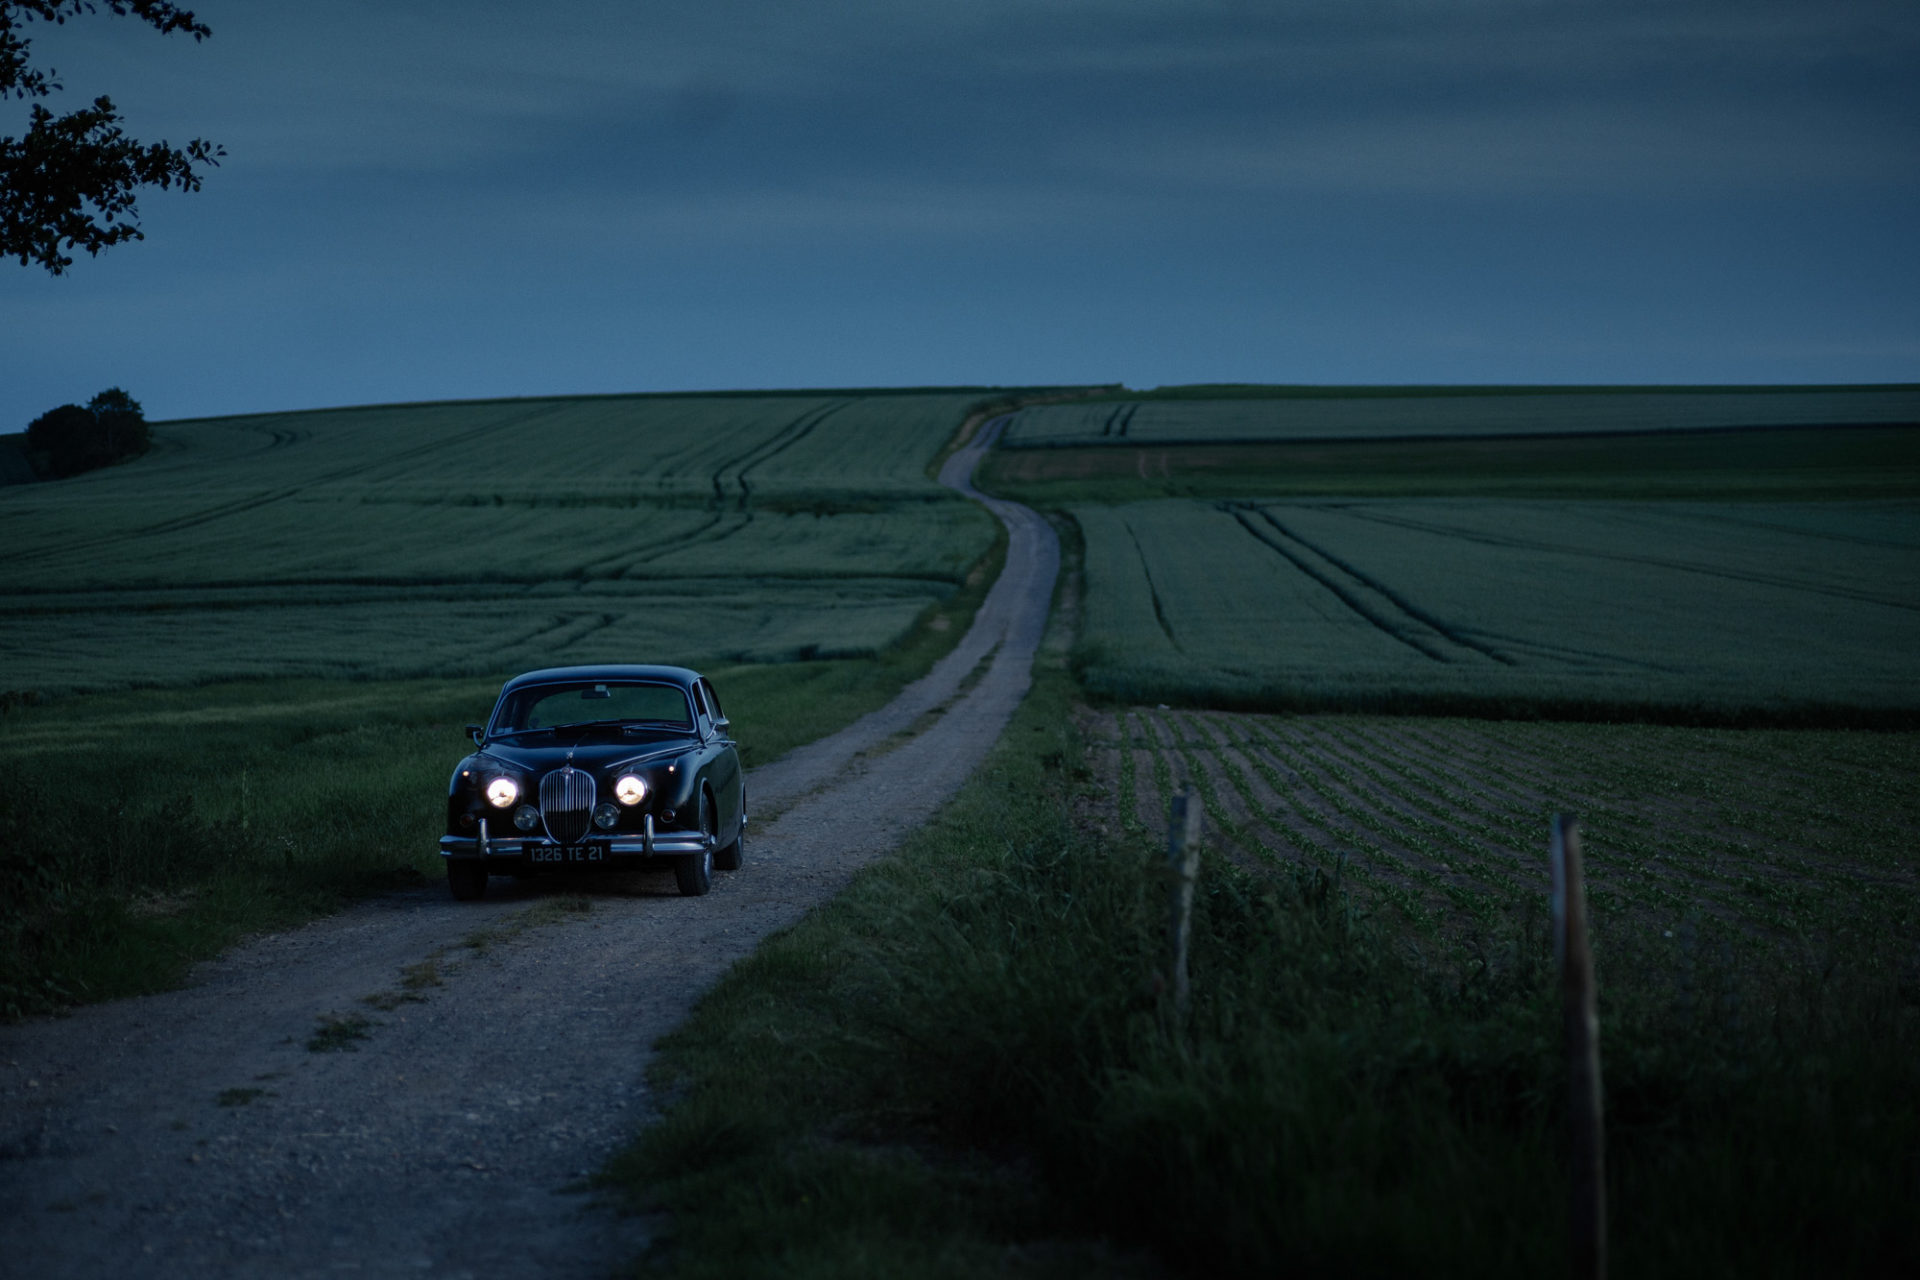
[[3, 0, 1917, 425]]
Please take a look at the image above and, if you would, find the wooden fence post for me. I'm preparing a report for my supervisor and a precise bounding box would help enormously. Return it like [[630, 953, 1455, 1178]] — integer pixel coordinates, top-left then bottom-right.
[[1166, 791, 1201, 1020], [1553, 813, 1607, 1280]]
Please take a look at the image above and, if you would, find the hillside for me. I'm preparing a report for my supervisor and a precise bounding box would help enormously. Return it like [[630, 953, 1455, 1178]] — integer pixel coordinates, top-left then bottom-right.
[[0, 392, 1013, 696]]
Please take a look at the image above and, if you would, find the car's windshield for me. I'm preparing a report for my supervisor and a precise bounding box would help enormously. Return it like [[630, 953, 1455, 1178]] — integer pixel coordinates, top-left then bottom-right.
[[490, 682, 692, 737]]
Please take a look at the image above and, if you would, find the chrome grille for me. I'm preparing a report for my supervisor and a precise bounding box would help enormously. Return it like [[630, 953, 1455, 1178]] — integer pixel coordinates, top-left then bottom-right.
[[539, 767, 596, 845]]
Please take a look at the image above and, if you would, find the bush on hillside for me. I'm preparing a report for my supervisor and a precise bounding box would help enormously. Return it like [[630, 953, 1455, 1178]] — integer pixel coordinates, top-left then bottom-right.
[[25, 388, 152, 478]]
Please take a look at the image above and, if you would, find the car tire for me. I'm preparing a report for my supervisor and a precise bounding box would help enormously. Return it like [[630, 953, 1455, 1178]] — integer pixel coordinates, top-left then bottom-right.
[[675, 795, 715, 897], [448, 860, 487, 901], [715, 792, 744, 872]]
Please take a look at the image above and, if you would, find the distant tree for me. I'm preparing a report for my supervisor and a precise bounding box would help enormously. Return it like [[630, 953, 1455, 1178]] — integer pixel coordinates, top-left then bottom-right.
[[23, 402, 93, 474], [26, 385, 150, 476], [85, 384, 147, 457], [0, 1, 223, 275]]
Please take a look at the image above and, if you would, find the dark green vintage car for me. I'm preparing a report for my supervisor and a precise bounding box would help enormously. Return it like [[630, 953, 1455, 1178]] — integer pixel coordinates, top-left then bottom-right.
[[441, 665, 745, 901]]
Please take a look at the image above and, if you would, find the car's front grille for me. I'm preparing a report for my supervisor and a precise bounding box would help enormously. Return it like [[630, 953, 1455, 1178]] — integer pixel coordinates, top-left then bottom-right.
[[539, 767, 596, 845]]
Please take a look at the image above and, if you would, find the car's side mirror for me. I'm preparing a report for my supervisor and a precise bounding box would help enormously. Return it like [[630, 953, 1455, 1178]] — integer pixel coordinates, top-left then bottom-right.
[[466, 723, 484, 745], [714, 715, 730, 734]]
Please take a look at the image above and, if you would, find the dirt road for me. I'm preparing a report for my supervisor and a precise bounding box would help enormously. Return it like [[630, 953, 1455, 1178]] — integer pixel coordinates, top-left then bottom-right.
[[0, 416, 1056, 1278]]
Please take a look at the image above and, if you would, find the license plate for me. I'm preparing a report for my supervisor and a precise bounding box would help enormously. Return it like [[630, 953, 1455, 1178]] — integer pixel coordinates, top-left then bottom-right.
[[529, 846, 604, 864]]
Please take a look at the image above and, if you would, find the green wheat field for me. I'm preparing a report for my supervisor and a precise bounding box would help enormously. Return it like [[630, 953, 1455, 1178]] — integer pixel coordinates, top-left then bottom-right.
[[0, 391, 1000, 696], [1069, 497, 1918, 721], [4, 383, 1916, 1275]]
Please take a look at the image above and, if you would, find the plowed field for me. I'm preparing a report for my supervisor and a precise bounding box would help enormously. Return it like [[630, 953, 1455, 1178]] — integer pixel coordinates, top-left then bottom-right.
[[1093, 706, 1920, 945]]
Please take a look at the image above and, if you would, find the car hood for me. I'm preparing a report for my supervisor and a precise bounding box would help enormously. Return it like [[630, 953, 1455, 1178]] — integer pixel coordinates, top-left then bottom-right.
[[471, 737, 698, 776]]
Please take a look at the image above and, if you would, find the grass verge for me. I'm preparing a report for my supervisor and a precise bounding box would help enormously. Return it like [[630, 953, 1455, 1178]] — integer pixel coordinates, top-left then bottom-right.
[[606, 660, 1919, 1277]]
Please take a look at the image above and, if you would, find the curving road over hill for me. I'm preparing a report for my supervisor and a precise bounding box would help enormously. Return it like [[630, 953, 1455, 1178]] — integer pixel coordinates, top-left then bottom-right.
[[0, 415, 1056, 1278]]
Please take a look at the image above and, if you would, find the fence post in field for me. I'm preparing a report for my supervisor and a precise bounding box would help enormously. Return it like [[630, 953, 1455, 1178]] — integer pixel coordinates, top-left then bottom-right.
[[1553, 813, 1607, 1280], [1166, 791, 1202, 1020]]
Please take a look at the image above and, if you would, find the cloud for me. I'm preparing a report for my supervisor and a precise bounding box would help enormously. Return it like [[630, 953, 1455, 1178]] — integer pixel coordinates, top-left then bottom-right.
[[3, 0, 1915, 418], [12, 0, 1913, 200], [1086, 96, 1918, 199]]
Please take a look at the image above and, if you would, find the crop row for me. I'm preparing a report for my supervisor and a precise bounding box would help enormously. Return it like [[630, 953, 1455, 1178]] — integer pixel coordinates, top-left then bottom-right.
[[0, 579, 951, 695], [2, 498, 992, 595], [1099, 706, 1919, 952]]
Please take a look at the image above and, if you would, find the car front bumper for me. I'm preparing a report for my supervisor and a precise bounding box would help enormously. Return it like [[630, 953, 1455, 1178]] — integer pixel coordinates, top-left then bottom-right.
[[440, 812, 715, 862]]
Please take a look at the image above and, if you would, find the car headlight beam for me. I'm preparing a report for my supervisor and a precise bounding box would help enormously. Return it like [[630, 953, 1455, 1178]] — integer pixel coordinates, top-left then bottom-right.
[[485, 777, 519, 808], [614, 774, 647, 806]]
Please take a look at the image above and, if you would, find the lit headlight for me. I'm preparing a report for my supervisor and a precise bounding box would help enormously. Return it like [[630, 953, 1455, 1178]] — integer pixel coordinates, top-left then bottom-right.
[[593, 802, 621, 830], [485, 777, 519, 808], [614, 774, 647, 806]]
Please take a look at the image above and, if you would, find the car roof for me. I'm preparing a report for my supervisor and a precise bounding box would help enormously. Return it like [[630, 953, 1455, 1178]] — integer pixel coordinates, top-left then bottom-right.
[[498, 664, 704, 695]]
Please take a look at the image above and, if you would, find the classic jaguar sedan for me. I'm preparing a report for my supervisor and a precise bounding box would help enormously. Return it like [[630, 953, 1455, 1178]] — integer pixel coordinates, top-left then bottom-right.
[[441, 664, 745, 901]]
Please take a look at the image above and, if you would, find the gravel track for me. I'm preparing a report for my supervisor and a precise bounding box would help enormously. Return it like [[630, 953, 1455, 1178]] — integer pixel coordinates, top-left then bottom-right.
[[0, 416, 1057, 1279]]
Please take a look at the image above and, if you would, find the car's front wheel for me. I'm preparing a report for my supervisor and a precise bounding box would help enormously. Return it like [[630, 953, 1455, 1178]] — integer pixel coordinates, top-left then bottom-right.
[[448, 859, 488, 901], [715, 790, 745, 872]]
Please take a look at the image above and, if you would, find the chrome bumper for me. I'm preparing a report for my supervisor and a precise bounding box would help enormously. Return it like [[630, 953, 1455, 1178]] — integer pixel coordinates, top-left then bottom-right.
[[441, 813, 715, 859]]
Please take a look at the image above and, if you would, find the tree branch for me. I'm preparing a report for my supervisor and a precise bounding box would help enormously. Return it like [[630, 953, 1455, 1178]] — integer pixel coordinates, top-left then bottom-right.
[[0, 97, 221, 272], [0, 0, 219, 272]]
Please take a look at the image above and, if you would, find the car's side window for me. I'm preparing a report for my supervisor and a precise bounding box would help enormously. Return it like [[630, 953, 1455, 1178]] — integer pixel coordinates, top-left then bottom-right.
[[701, 680, 725, 723], [690, 683, 713, 734]]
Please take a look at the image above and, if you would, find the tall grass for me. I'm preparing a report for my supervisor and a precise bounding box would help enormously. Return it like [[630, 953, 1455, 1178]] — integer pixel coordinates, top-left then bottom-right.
[[0, 679, 480, 1016], [608, 664, 1919, 1276]]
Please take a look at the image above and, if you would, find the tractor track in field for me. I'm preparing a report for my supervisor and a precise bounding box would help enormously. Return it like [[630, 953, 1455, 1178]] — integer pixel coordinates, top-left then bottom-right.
[[0, 415, 1057, 1279], [21, 404, 577, 568], [1332, 505, 1920, 614], [706, 399, 850, 511]]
